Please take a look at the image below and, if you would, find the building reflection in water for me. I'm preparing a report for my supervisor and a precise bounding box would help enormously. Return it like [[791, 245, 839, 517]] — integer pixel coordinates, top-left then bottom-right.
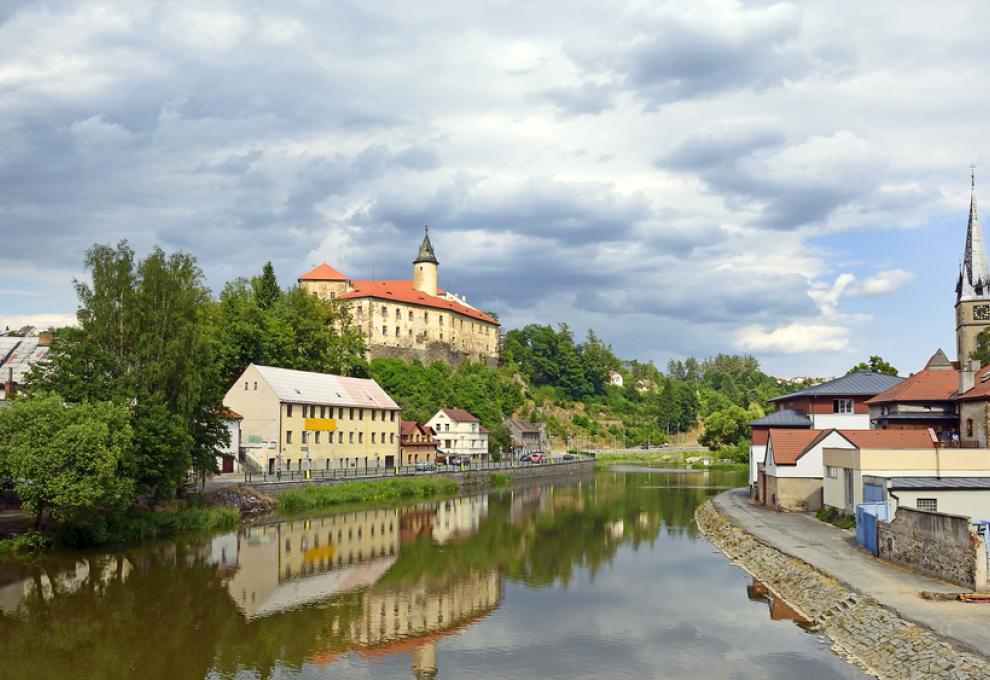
[[746, 578, 813, 630]]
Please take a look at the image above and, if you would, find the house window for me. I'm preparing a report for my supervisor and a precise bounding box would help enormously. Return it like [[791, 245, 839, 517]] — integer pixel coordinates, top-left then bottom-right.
[[321, 406, 327, 418], [349, 432, 354, 444], [395, 308, 400, 319], [349, 408, 354, 419], [359, 409, 364, 420], [338, 431, 343, 443], [359, 432, 363, 443], [372, 433, 377, 443], [395, 326, 400, 336], [315, 431, 321, 444], [390, 412, 395, 422], [382, 325, 387, 335], [253, 381, 257, 390], [833, 399, 854, 414], [371, 410, 377, 421], [390, 433, 395, 444], [967, 419, 974, 438], [301, 431, 308, 444], [444, 423, 449, 431], [826, 466, 838, 479], [408, 311, 413, 321], [245, 381, 249, 390], [287, 404, 293, 418], [917, 498, 938, 512], [286, 431, 293, 444]]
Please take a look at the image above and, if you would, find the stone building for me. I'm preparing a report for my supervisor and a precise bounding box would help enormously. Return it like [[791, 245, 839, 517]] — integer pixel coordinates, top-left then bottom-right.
[[504, 418, 547, 457], [223, 364, 402, 474], [299, 228, 500, 366]]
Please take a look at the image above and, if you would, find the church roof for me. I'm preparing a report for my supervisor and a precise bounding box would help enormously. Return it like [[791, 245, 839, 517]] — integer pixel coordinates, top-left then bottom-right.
[[958, 170, 990, 301], [414, 226, 439, 265], [299, 263, 348, 281], [866, 350, 959, 404], [340, 280, 498, 325]]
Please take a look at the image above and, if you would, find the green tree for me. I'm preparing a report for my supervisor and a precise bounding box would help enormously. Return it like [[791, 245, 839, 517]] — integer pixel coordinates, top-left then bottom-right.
[[972, 329, 990, 366], [252, 261, 281, 310], [0, 395, 134, 528], [699, 405, 750, 450], [847, 355, 898, 376]]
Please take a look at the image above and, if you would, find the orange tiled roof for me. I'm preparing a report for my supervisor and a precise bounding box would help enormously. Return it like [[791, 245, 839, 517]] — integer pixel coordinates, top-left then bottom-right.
[[837, 429, 936, 449], [866, 368, 959, 404], [299, 263, 348, 281], [341, 280, 498, 325], [957, 364, 990, 401], [768, 429, 832, 465]]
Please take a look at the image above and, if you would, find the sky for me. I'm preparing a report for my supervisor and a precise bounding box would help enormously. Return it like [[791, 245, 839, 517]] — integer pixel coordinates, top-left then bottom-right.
[[2, 0, 989, 378]]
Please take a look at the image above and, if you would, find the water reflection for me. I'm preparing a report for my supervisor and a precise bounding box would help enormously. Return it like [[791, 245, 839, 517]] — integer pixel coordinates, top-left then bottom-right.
[[0, 471, 862, 680], [746, 578, 814, 630]]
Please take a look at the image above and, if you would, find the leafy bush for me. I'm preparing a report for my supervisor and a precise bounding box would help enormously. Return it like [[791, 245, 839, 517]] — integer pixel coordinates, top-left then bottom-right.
[[277, 477, 458, 512], [490, 472, 510, 487], [816, 506, 856, 530]]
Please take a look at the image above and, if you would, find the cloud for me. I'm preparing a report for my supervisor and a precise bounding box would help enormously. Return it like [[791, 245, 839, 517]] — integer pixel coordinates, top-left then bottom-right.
[[844, 268, 916, 298], [736, 322, 852, 353]]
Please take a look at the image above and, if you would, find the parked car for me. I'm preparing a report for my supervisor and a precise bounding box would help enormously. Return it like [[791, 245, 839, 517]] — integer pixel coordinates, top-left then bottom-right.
[[561, 452, 578, 460], [447, 456, 470, 466], [529, 452, 548, 463], [415, 460, 437, 472]]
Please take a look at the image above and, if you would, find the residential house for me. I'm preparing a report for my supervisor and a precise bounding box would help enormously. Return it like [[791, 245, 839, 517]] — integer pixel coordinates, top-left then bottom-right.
[[748, 371, 903, 485], [821, 429, 956, 512], [756, 429, 855, 512], [426, 408, 489, 462], [866, 349, 959, 441], [504, 418, 546, 457], [400, 420, 438, 466], [0, 333, 51, 404], [607, 371, 623, 387], [223, 364, 401, 474], [217, 408, 242, 474]]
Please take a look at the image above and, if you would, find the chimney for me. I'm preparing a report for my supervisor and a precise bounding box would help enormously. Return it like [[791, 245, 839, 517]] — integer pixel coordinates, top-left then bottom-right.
[[961, 359, 981, 395], [3, 367, 14, 400]]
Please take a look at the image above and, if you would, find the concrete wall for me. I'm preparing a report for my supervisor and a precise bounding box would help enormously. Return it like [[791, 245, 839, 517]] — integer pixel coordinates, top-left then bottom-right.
[[959, 400, 990, 447], [891, 489, 990, 521], [763, 475, 823, 512], [811, 413, 870, 429], [877, 507, 989, 591]]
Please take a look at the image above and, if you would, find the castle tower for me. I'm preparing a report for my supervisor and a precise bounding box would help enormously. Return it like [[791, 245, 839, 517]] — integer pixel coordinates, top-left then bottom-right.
[[956, 169, 990, 363], [412, 225, 439, 297]]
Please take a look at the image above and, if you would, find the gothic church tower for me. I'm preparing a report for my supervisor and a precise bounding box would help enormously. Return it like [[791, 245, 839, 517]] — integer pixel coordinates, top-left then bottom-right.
[[956, 170, 990, 363]]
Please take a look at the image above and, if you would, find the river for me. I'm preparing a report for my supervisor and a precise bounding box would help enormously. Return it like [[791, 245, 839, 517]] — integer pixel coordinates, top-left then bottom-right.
[[0, 468, 865, 680]]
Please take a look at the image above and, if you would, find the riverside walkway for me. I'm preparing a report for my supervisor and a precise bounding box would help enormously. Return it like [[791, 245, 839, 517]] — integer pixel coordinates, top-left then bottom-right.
[[713, 488, 990, 656]]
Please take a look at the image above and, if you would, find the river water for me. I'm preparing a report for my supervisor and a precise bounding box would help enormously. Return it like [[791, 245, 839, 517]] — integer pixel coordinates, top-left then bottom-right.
[[0, 468, 865, 680]]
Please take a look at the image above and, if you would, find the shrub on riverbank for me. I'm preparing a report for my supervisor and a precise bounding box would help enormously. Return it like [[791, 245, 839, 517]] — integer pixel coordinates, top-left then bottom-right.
[[491, 472, 510, 487], [690, 462, 748, 471], [278, 477, 459, 512], [816, 506, 855, 530]]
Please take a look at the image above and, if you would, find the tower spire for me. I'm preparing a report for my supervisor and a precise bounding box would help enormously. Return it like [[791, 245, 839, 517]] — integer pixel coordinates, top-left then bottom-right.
[[959, 167, 990, 301], [414, 225, 439, 265]]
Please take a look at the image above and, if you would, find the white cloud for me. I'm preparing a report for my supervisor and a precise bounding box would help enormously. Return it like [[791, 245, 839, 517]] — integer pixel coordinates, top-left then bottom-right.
[[735, 322, 852, 353], [844, 268, 917, 298], [0, 313, 77, 331]]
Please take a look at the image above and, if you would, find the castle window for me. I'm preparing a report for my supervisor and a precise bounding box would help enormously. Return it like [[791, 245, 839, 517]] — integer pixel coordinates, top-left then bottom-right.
[[439, 316, 443, 325], [424, 312, 428, 321], [408, 328, 412, 336], [381, 325, 387, 335], [408, 311, 413, 321], [395, 326, 400, 336], [359, 432, 363, 443], [968, 418, 974, 438], [395, 308, 400, 319]]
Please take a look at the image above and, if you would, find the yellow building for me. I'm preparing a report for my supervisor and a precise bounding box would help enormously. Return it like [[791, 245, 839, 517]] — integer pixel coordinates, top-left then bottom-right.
[[223, 364, 401, 474], [299, 228, 500, 365]]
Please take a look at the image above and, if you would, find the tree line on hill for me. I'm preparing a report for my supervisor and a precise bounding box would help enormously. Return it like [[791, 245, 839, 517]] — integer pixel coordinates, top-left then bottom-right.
[[0, 240, 871, 531]]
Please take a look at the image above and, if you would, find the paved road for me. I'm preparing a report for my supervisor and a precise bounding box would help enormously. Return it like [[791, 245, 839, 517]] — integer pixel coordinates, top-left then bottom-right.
[[713, 488, 990, 656]]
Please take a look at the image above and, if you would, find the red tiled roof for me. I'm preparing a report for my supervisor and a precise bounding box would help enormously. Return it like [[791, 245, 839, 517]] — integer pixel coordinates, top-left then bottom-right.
[[837, 429, 936, 449], [866, 368, 959, 404], [299, 263, 348, 281], [768, 429, 832, 465], [957, 364, 990, 402], [340, 279, 498, 325], [442, 407, 479, 422], [215, 407, 243, 420]]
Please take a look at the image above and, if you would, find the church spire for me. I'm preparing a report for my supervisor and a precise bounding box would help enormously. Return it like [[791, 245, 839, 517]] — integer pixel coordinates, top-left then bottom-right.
[[959, 168, 990, 301], [414, 225, 439, 265]]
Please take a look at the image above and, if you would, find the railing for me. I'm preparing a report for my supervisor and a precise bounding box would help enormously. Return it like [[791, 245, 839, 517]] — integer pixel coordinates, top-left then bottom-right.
[[241, 454, 590, 485]]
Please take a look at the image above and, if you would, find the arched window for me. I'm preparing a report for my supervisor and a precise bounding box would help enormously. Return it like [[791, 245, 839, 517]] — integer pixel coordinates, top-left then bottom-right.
[[967, 419, 974, 438]]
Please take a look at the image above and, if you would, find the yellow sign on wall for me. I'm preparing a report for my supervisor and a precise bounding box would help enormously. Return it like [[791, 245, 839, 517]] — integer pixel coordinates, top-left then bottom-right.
[[304, 418, 337, 431]]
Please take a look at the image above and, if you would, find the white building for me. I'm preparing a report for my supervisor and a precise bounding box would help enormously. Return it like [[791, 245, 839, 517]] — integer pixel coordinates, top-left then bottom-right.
[[217, 408, 242, 474], [607, 371, 624, 388], [426, 408, 489, 462]]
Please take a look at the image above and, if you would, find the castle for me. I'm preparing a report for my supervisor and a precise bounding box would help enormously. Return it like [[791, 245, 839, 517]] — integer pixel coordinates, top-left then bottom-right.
[[299, 228, 500, 365]]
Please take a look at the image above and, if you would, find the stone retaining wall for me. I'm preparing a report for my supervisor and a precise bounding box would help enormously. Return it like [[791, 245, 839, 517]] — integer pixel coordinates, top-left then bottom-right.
[[695, 500, 990, 679], [877, 507, 988, 591]]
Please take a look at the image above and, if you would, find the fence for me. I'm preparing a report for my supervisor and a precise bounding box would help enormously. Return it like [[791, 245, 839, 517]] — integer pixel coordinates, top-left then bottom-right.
[[241, 455, 589, 486], [855, 501, 891, 556]]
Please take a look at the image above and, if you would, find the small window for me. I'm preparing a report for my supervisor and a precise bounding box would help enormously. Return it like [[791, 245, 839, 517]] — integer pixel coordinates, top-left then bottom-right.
[[408, 328, 413, 336], [382, 325, 387, 335], [359, 432, 364, 443], [349, 408, 354, 419], [917, 498, 938, 512], [315, 431, 321, 444], [395, 308, 400, 319], [408, 311, 413, 321], [287, 404, 294, 418], [395, 326, 400, 336], [439, 316, 443, 325], [967, 419, 975, 438], [321, 406, 327, 418], [372, 433, 377, 443], [359, 409, 364, 421], [371, 410, 377, 421], [826, 466, 838, 479], [245, 381, 249, 390], [286, 430, 293, 444], [301, 431, 308, 444], [833, 399, 854, 414], [349, 432, 354, 444], [253, 381, 257, 390], [338, 431, 343, 443], [390, 411, 395, 422]]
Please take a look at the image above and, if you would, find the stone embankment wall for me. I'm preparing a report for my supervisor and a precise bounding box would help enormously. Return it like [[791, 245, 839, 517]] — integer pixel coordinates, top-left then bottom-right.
[[877, 507, 988, 591], [695, 500, 990, 679], [252, 459, 594, 495]]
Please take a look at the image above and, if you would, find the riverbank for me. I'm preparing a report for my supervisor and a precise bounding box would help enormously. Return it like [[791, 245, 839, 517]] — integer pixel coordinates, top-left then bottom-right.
[[696, 493, 990, 678]]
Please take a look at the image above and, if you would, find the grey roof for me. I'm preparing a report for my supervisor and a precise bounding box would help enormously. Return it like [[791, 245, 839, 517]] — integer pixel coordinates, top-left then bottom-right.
[[749, 409, 813, 427], [770, 371, 904, 402], [0, 338, 49, 385], [413, 225, 438, 265], [253, 364, 400, 410], [888, 477, 990, 490]]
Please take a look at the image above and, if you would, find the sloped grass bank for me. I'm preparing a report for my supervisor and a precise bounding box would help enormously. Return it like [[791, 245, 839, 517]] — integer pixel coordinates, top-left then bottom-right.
[[277, 477, 459, 512]]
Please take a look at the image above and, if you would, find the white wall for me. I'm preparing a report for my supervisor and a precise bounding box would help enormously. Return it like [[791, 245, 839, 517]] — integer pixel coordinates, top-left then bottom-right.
[[892, 490, 990, 521], [426, 411, 489, 460], [765, 431, 855, 480], [811, 413, 870, 430], [749, 444, 766, 484]]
